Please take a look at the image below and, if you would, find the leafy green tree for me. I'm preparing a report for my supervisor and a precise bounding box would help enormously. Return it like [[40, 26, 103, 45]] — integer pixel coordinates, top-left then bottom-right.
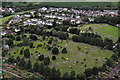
[[62, 48, 67, 53], [70, 71, 75, 78], [18, 57, 26, 67], [55, 69, 61, 79], [92, 67, 98, 75], [2, 48, 8, 57], [49, 67, 56, 78], [24, 60, 32, 69], [20, 49, 23, 55], [22, 37, 31, 46], [106, 58, 113, 67], [52, 56, 56, 60], [52, 47, 59, 54], [62, 72, 70, 78], [84, 68, 92, 77], [76, 73, 85, 79], [33, 62, 40, 72], [59, 32, 68, 40], [29, 42, 33, 48], [16, 35, 21, 41], [6, 39, 14, 47], [39, 55, 44, 61], [16, 56, 20, 62], [63, 20, 71, 25], [44, 66, 50, 76], [24, 49, 30, 58], [30, 34, 38, 41], [8, 56, 15, 63], [38, 63, 45, 75], [43, 57, 50, 65]]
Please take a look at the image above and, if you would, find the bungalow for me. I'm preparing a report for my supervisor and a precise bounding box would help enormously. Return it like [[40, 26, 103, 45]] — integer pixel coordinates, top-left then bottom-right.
[[1, 31, 6, 36], [46, 19, 54, 22], [3, 45, 9, 49], [45, 22, 53, 26], [42, 7, 47, 11], [15, 29, 20, 32], [24, 14, 31, 17], [63, 8, 68, 11], [31, 18, 38, 22], [88, 18, 94, 22]]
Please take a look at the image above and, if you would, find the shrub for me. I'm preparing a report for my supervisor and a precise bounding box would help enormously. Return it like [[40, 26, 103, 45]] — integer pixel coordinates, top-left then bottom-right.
[[52, 56, 56, 60], [52, 47, 59, 54], [62, 48, 67, 53]]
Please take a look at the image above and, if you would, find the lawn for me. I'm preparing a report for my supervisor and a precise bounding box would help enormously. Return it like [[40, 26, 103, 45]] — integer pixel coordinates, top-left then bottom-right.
[[7, 32, 114, 75], [0, 11, 29, 26], [0, 15, 14, 25], [49, 41, 114, 75], [95, 24, 119, 38], [39, 2, 118, 8], [78, 24, 119, 42]]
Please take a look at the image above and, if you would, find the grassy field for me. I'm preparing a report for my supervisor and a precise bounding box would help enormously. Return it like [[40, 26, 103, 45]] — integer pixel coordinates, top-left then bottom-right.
[[49, 41, 114, 74], [0, 15, 14, 25], [7, 37, 114, 75], [39, 2, 118, 7], [12, 2, 30, 6], [78, 24, 119, 42], [95, 25, 119, 38]]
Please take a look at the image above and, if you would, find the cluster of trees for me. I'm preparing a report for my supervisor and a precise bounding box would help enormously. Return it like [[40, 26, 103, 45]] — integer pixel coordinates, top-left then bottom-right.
[[30, 34, 38, 41], [2, 12, 12, 17], [94, 16, 120, 26], [72, 33, 114, 50]]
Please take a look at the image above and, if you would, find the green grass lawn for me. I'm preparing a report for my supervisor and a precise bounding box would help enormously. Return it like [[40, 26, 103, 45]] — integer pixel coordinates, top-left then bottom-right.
[[49, 41, 114, 75], [0, 11, 29, 26], [39, 2, 118, 8], [79, 24, 119, 42], [95, 24, 119, 38], [7, 33, 114, 75], [0, 15, 14, 25]]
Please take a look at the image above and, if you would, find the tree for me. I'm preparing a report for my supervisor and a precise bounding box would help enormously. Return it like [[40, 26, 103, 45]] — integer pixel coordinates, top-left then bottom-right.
[[22, 37, 31, 46], [38, 63, 45, 75], [43, 57, 50, 65], [69, 71, 75, 78], [52, 56, 56, 60], [33, 62, 40, 72], [84, 68, 92, 77], [24, 60, 32, 69], [92, 67, 98, 75], [49, 67, 56, 78], [16, 56, 20, 62], [62, 48, 67, 53], [24, 49, 30, 58], [44, 66, 50, 76], [2, 48, 8, 57], [39, 55, 44, 61], [20, 49, 23, 55], [6, 39, 14, 47], [18, 57, 26, 67], [16, 35, 21, 41], [52, 47, 59, 54], [106, 58, 113, 67], [63, 20, 71, 25], [30, 34, 38, 41], [77, 73, 85, 79], [62, 72, 69, 78], [29, 42, 33, 48], [8, 56, 15, 63], [55, 69, 61, 79], [59, 32, 68, 40]]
